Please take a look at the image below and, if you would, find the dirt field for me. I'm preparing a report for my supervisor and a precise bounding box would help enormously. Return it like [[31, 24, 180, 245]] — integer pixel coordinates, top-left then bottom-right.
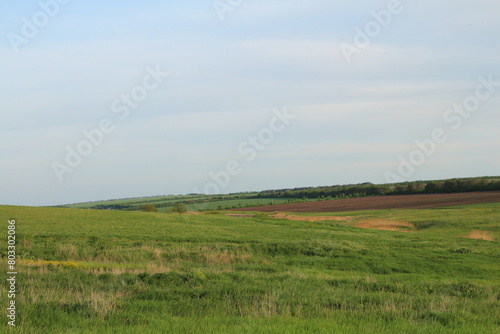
[[231, 191, 500, 213]]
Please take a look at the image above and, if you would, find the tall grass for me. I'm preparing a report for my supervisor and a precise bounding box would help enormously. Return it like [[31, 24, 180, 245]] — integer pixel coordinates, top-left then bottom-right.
[[0, 203, 499, 333]]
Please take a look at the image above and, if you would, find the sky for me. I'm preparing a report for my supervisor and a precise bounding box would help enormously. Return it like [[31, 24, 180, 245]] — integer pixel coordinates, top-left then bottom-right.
[[1, 0, 499, 206]]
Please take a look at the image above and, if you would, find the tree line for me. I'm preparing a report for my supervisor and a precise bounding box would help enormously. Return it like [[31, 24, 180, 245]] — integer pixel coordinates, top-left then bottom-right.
[[85, 176, 500, 211], [255, 177, 500, 200]]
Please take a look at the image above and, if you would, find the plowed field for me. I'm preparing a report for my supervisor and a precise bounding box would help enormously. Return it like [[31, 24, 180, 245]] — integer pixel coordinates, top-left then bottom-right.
[[232, 191, 500, 213]]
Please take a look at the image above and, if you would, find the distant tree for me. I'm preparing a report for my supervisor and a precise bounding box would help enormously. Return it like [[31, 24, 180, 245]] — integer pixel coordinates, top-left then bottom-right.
[[142, 204, 158, 212], [406, 184, 415, 193], [168, 203, 187, 214], [475, 179, 487, 189], [395, 186, 406, 194], [443, 179, 458, 192], [424, 182, 439, 193], [368, 186, 384, 196], [488, 181, 500, 191]]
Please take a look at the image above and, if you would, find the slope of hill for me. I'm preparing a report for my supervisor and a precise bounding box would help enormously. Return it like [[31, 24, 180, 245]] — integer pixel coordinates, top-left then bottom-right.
[[57, 176, 500, 213], [235, 191, 500, 213]]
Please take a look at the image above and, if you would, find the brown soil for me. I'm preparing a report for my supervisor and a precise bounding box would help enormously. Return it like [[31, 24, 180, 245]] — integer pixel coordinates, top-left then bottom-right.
[[227, 212, 413, 232], [354, 219, 415, 232], [269, 213, 349, 222], [463, 230, 495, 241], [226, 213, 349, 221], [230, 192, 500, 213]]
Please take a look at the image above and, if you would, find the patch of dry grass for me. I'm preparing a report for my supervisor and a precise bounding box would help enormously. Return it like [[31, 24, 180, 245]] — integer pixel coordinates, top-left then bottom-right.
[[463, 230, 495, 241], [354, 219, 415, 232]]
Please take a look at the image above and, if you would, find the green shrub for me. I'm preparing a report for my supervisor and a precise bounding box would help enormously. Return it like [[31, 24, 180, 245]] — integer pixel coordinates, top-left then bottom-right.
[[142, 204, 158, 212], [168, 203, 188, 214]]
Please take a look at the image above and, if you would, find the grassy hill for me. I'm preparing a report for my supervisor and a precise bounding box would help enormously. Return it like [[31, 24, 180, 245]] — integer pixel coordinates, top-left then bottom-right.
[[56, 176, 500, 213], [1, 204, 499, 333], [58, 193, 291, 212]]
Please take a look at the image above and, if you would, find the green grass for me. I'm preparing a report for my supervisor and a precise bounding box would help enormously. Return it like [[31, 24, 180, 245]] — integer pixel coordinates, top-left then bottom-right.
[[60, 195, 199, 208], [61, 194, 212, 210], [59, 193, 288, 212], [186, 198, 290, 212], [0, 203, 499, 333]]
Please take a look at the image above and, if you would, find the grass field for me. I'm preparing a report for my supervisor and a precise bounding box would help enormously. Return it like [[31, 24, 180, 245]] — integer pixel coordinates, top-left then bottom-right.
[[63, 195, 202, 209], [1, 203, 499, 333], [188, 198, 289, 212], [59, 193, 290, 212]]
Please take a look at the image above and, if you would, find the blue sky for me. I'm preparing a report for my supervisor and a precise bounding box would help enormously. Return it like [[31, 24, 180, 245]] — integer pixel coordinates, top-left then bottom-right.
[[1, 0, 499, 206]]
